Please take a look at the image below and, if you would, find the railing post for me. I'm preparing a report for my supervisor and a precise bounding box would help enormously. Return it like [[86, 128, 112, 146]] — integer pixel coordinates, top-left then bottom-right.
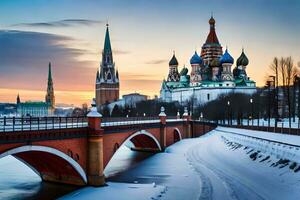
[[87, 103, 105, 186], [3, 116, 6, 132], [182, 107, 192, 138], [159, 106, 167, 151], [29, 116, 32, 131], [13, 117, 15, 132]]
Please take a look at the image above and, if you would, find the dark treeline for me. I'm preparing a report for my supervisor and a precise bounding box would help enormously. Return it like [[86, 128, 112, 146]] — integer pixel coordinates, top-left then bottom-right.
[[100, 100, 184, 118], [192, 91, 271, 123]]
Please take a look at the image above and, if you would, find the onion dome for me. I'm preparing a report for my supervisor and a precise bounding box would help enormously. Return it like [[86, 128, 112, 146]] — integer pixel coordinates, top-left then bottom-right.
[[206, 15, 219, 44], [220, 49, 234, 64], [210, 58, 221, 68], [180, 66, 188, 76], [236, 49, 249, 66], [169, 53, 178, 66], [190, 51, 203, 65], [209, 16, 215, 25]]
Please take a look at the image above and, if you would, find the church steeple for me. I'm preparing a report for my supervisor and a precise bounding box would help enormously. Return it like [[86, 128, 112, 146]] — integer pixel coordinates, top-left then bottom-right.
[[95, 23, 120, 107], [16, 93, 21, 104], [101, 23, 114, 66], [45, 62, 55, 109], [104, 23, 112, 54], [205, 15, 219, 44], [201, 15, 223, 67]]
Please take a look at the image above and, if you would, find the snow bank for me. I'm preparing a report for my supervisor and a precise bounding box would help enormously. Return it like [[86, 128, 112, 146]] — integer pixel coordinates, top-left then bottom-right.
[[59, 182, 166, 200]]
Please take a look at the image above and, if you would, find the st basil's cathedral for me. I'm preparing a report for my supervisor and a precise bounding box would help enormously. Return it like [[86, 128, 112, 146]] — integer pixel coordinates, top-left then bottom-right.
[[160, 16, 256, 105]]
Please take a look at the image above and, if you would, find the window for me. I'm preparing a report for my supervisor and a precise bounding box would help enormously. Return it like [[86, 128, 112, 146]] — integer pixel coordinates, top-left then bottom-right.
[[207, 93, 210, 100]]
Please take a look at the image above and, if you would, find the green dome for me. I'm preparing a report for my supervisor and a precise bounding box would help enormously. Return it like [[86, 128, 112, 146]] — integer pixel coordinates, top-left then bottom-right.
[[237, 49, 249, 66], [180, 66, 188, 76]]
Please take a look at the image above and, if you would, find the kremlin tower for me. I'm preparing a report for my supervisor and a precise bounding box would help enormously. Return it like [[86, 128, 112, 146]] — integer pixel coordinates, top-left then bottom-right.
[[45, 62, 55, 109], [95, 24, 120, 107]]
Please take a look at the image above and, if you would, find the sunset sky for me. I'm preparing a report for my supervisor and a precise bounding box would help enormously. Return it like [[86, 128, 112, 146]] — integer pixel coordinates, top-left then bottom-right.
[[0, 0, 300, 106]]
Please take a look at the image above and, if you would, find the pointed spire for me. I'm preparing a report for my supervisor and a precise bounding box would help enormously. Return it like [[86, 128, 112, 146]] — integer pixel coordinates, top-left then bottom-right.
[[48, 62, 52, 82], [96, 69, 100, 81], [46, 62, 55, 108], [17, 93, 20, 104], [206, 15, 219, 44], [116, 69, 119, 79], [104, 23, 112, 53]]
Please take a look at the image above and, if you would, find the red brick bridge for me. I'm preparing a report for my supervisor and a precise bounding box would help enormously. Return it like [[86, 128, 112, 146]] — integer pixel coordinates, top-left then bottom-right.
[[0, 108, 216, 186]]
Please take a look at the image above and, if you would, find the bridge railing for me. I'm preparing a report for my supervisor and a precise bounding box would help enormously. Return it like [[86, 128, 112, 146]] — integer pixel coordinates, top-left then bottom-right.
[[0, 116, 88, 132], [101, 116, 160, 127]]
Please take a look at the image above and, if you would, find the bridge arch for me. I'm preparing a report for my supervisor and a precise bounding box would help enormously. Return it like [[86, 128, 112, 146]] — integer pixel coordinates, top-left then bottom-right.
[[125, 130, 162, 151], [0, 145, 87, 185], [103, 130, 161, 172], [173, 128, 182, 142]]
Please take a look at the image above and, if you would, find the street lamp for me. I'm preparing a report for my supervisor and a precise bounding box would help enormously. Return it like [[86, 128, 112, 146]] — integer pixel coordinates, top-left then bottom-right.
[[200, 112, 205, 132], [266, 80, 273, 131], [227, 101, 230, 125], [250, 98, 253, 126]]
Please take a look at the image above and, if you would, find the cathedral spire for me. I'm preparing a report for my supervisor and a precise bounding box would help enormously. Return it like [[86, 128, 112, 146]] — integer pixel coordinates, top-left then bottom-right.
[[48, 62, 52, 83], [17, 93, 20, 104], [205, 15, 219, 44], [46, 62, 55, 109], [104, 23, 112, 54]]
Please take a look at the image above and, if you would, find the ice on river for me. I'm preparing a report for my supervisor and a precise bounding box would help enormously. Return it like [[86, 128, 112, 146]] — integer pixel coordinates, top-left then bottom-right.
[[61, 126, 300, 200]]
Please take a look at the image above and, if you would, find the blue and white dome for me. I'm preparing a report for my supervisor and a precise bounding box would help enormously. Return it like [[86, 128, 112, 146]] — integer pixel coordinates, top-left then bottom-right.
[[190, 51, 203, 65], [220, 49, 234, 64]]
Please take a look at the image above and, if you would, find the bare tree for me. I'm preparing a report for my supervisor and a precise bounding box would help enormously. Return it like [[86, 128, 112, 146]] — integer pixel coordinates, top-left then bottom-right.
[[269, 57, 279, 124], [285, 57, 295, 129]]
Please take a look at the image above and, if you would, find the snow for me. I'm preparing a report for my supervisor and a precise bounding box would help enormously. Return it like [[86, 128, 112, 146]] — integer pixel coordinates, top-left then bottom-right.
[[42, 126, 300, 199], [59, 182, 166, 200], [1, 122, 300, 199]]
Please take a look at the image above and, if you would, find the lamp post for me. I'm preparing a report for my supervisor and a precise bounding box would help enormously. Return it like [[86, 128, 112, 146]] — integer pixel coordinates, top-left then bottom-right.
[[250, 98, 253, 126], [200, 112, 205, 133], [227, 100, 230, 125], [266, 80, 272, 131]]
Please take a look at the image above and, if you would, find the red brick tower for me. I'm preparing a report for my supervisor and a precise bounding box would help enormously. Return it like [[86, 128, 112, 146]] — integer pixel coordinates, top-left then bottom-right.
[[95, 24, 120, 107]]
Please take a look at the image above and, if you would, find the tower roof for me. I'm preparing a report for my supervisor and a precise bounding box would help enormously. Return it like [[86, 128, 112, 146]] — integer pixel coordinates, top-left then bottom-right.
[[169, 52, 178, 66], [48, 62, 52, 82], [104, 23, 112, 53], [220, 48, 234, 64], [205, 16, 219, 44], [190, 51, 203, 65], [237, 49, 249, 66]]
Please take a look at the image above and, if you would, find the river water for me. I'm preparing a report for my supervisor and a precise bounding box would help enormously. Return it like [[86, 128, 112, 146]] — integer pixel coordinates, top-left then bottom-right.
[[0, 146, 154, 200]]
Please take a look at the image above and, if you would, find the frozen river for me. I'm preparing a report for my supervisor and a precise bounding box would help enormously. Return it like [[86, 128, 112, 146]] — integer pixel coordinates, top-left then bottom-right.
[[1, 127, 300, 199]]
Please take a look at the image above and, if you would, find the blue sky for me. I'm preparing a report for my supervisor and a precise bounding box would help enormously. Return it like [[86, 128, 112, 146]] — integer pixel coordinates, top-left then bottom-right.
[[0, 0, 300, 105]]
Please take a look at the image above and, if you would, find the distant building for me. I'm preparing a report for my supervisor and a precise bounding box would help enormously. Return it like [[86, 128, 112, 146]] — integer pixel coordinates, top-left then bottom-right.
[[101, 92, 148, 114], [95, 23, 120, 108], [160, 16, 256, 105], [122, 93, 148, 107], [17, 101, 52, 117], [16, 63, 55, 117]]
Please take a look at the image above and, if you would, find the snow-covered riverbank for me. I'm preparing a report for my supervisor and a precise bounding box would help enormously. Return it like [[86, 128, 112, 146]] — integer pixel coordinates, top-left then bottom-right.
[[61, 126, 300, 200]]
